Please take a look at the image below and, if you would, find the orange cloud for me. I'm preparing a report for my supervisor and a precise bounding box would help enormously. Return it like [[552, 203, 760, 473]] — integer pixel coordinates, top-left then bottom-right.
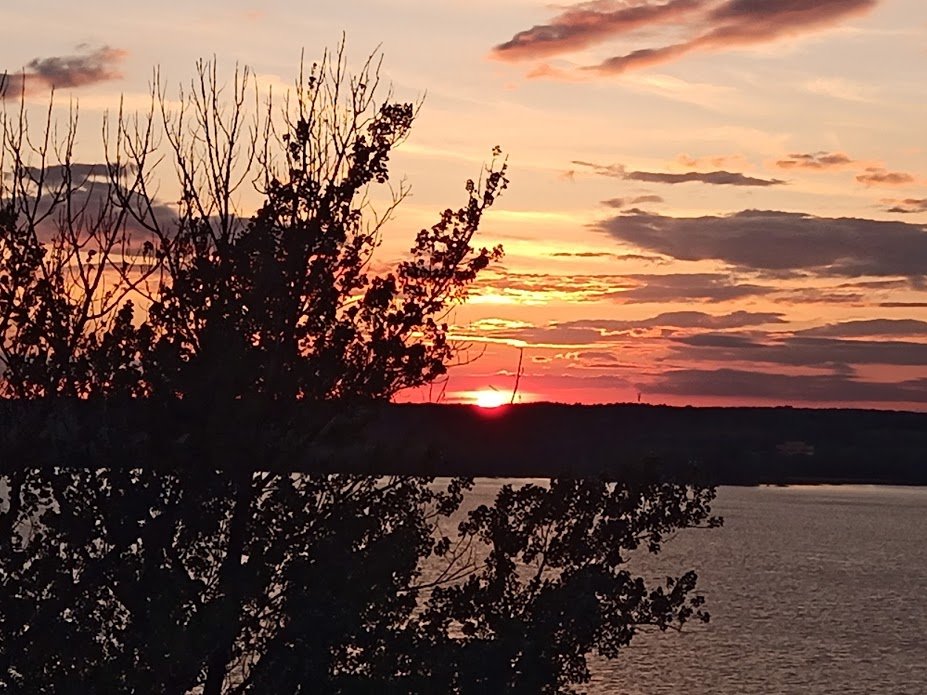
[[856, 168, 915, 187]]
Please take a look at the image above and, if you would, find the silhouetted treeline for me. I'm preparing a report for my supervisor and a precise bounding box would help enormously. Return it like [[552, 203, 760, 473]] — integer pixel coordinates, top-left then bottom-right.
[[375, 403, 927, 485], [5, 400, 926, 485]]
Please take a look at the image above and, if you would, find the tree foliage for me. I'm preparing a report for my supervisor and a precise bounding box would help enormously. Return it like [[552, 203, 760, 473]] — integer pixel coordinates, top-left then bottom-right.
[[0, 44, 719, 693]]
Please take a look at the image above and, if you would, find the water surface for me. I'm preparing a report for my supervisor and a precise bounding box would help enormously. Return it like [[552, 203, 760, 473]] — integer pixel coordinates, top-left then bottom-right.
[[463, 483, 927, 694]]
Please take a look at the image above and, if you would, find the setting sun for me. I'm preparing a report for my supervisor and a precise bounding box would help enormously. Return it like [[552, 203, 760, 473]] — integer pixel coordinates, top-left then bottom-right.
[[472, 389, 510, 409]]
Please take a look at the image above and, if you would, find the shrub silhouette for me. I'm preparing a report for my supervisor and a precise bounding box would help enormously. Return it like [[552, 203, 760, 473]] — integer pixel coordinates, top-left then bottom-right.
[[0, 44, 718, 693]]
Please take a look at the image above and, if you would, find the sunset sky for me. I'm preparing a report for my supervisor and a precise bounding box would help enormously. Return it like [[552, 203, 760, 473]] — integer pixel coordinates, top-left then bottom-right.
[[3, 0, 927, 409]]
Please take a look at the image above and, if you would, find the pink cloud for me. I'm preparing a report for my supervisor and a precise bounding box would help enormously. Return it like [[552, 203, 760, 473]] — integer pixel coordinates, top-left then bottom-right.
[[493, 0, 880, 76]]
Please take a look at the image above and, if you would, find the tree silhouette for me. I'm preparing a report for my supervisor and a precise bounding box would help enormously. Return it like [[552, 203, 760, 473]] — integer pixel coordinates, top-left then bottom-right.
[[0, 44, 719, 693]]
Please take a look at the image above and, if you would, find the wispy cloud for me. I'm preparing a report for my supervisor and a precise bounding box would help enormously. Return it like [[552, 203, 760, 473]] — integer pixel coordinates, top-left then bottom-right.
[[883, 198, 927, 214], [1, 46, 127, 98], [618, 272, 775, 303], [463, 309, 786, 349], [574, 160, 784, 186], [559, 310, 786, 332], [493, 0, 708, 61], [795, 319, 927, 338], [494, 0, 879, 76], [771, 153, 919, 189], [548, 249, 667, 263], [471, 271, 634, 305], [601, 194, 665, 209], [775, 152, 855, 170], [630, 194, 665, 204], [648, 368, 927, 405], [856, 167, 916, 187], [673, 333, 927, 366]]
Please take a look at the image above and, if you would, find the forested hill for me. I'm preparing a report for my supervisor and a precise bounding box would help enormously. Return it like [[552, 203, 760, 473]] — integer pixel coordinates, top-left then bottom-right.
[[4, 401, 927, 485]]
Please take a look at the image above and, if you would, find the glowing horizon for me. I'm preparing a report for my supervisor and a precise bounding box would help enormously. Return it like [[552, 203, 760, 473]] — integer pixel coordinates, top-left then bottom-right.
[[3, 0, 926, 409]]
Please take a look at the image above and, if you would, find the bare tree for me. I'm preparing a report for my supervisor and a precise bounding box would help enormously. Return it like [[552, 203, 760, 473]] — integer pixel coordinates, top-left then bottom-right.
[[0, 90, 159, 399]]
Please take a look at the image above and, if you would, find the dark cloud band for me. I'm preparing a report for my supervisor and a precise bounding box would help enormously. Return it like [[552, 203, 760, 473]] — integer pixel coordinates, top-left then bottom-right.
[[647, 368, 927, 405], [598, 209, 927, 279]]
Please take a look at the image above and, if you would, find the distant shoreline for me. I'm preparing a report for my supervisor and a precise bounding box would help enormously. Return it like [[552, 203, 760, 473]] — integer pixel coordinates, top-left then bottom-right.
[[4, 401, 927, 486]]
